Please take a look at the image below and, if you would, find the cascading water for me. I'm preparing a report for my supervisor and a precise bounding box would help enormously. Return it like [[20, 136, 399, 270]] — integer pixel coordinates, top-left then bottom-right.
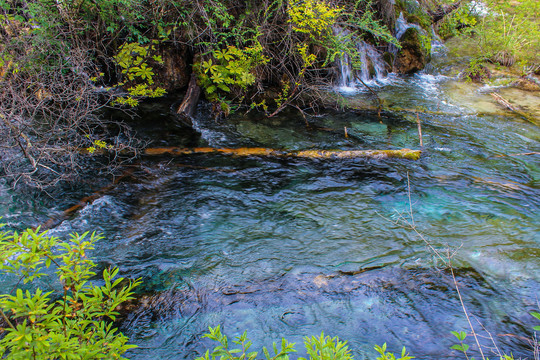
[[357, 42, 388, 82], [395, 12, 424, 42], [336, 52, 354, 89], [334, 32, 390, 91]]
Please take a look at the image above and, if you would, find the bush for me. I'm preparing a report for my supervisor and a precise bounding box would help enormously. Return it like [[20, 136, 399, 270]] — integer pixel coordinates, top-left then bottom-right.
[[195, 325, 414, 360], [0, 225, 140, 359]]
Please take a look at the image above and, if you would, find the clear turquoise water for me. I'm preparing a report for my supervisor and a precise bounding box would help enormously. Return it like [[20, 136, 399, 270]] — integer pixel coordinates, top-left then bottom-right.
[[1, 71, 539, 359]]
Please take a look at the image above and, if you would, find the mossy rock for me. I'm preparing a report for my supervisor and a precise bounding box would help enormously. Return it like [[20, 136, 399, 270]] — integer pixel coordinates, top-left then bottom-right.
[[395, 28, 430, 74], [382, 52, 395, 69]]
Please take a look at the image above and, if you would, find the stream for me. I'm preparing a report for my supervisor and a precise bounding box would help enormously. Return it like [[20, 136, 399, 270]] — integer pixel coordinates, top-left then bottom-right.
[[1, 52, 539, 359]]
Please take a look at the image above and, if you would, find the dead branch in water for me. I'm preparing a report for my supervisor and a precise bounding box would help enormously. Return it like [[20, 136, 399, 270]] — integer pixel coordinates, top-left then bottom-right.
[[38, 168, 136, 230], [490, 92, 539, 125]]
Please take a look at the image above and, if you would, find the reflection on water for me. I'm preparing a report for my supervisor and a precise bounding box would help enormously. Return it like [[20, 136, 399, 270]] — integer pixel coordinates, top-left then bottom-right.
[[1, 67, 539, 359]]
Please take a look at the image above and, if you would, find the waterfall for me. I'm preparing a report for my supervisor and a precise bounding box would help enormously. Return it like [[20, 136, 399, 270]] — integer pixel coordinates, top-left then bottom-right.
[[336, 52, 354, 88], [334, 27, 390, 91], [357, 42, 388, 82]]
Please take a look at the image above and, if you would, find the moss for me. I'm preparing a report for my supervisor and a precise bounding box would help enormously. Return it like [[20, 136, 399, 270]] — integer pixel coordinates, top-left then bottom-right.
[[406, 13, 431, 31], [382, 52, 395, 67]]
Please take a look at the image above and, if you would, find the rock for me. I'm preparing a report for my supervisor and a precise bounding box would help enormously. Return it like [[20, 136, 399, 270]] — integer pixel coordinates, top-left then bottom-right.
[[394, 28, 430, 74], [382, 52, 395, 69]]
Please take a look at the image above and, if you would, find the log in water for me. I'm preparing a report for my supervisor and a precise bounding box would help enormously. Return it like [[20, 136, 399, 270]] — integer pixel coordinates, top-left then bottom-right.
[[143, 147, 422, 160]]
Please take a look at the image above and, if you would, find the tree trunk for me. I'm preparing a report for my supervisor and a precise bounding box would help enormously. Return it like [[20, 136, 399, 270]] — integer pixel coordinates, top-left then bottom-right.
[[176, 73, 201, 126]]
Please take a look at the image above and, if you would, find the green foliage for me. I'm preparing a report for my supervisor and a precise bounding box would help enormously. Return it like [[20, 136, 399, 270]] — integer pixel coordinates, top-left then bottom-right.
[[418, 34, 432, 55], [301, 333, 353, 360], [463, 57, 490, 82], [374, 343, 414, 360], [194, 40, 269, 111], [450, 331, 470, 355], [288, 0, 343, 39], [195, 325, 296, 360], [197, 326, 412, 360], [0, 225, 140, 359], [531, 311, 540, 331], [450, 0, 539, 68], [346, 0, 400, 47], [112, 42, 167, 107], [437, 6, 478, 40]]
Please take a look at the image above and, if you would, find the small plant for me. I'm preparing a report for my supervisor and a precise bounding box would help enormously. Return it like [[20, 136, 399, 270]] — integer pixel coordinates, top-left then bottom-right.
[[197, 326, 413, 360], [374, 343, 414, 360], [195, 325, 296, 360], [302, 333, 353, 360], [532, 311, 540, 331], [0, 225, 140, 359], [450, 330, 515, 360], [450, 331, 472, 359]]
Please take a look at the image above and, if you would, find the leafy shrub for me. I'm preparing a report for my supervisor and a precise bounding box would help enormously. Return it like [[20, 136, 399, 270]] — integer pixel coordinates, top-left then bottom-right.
[[437, 6, 478, 40], [288, 0, 343, 39], [112, 42, 167, 107], [0, 225, 140, 359], [196, 326, 413, 360], [194, 40, 269, 116]]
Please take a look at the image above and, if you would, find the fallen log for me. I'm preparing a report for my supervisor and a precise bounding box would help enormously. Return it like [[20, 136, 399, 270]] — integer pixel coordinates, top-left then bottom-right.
[[38, 168, 136, 230], [144, 147, 422, 160], [176, 73, 201, 126]]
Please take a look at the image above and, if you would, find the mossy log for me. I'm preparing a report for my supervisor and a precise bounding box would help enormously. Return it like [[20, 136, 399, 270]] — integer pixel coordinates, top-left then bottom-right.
[[144, 147, 422, 160]]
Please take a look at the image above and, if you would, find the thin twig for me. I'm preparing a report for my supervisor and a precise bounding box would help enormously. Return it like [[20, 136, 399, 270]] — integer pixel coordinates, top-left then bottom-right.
[[451, 266, 487, 360], [416, 112, 423, 147], [0, 309, 15, 330]]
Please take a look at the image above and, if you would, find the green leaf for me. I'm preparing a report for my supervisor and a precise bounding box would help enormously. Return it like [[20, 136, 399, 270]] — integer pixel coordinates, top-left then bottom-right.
[[218, 84, 231, 92], [451, 331, 467, 341]]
